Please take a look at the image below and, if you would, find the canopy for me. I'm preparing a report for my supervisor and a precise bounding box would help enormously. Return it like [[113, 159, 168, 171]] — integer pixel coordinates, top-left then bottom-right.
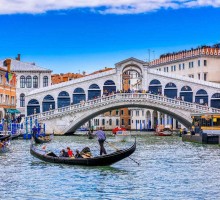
[[6, 109, 21, 114]]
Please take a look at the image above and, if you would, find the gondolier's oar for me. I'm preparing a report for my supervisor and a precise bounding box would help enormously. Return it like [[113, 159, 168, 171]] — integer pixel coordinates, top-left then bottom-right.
[[105, 141, 140, 165]]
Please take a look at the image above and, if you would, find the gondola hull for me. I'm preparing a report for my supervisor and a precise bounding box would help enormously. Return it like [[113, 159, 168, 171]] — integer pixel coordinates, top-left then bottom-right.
[[33, 135, 52, 144], [30, 138, 136, 166]]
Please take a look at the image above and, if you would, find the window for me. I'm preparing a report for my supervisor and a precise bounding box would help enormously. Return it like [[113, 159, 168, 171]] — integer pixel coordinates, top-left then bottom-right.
[[0, 75, 2, 84], [174, 65, 176, 71], [198, 73, 200, 80], [26, 76, 32, 88], [11, 96, 15, 105], [109, 119, 112, 126], [179, 64, 181, 70], [142, 110, 144, 116], [136, 110, 139, 116], [189, 62, 191, 68], [43, 76, 48, 87], [128, 119, 131, 125], [20, 93, 25, 107], [20, 76, 25, 88], [121, 110, 124, 115], [128, 110, 131, 116], [33, 76, 38, 88], [102, 119, 105, 126], [116, 119, 119, 126], [116, 110, 119, 116], [198, 60, 200, 67], [191, 62, 194, 68], [171, 66, 173, 71], [204, 60, 207, 66], [182, 63, 185, 70], [164, 67, 166, 72], [121, 119, 124, 125], [167, 67, 169, 72], [204, 73, 207, 81], [109, 111, 112, 116]]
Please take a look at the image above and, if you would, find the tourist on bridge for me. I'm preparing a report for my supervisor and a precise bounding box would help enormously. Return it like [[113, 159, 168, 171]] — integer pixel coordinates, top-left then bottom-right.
[[94, 127, 107, 155]]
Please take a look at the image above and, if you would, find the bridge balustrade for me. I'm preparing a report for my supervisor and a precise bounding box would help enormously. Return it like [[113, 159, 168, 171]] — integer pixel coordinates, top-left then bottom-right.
[[26, 93, 220, 122]]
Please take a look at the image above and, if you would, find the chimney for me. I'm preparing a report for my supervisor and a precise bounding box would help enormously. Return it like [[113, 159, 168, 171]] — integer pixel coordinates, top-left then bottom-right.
[[5, 59, 11, 72], [16, 54, 21, 61], [82, 71, 86, 75]]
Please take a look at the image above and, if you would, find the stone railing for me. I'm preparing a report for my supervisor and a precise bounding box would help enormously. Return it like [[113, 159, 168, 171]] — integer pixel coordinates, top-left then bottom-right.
[[149, 69, 220, 89], [26, 93, 220, 121]]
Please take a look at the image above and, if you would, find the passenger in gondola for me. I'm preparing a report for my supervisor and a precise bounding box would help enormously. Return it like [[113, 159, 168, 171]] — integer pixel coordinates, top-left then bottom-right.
[[75, 149, 83, 158], [67, 147, 74, 157], [59, 149, 69, 157]]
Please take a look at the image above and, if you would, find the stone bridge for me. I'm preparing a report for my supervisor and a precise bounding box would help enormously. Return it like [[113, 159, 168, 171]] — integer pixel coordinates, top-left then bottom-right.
[[26, 93, 220, 134]]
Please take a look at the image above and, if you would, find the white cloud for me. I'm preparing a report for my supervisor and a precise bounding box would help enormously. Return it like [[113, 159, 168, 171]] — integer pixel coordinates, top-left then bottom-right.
[[0, 0, 219, 15]]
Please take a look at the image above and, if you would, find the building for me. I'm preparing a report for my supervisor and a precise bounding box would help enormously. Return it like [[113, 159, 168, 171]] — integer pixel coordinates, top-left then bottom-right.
[[0, 59, 16, 119], [149, 45, 220, 83], [52, 73, 85, 85], [0, 54, 52, 115]]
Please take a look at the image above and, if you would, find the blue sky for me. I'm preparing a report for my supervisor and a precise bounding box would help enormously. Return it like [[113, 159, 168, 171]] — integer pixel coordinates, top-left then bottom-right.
[[0, 1, 220, 74]]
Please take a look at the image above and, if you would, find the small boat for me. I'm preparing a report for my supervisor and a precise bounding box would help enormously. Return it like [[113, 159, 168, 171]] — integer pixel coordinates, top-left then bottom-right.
[[155, 128, 172, 136], [115, 131, 131, 142], [30, 138, 136, 166], [33, 134, 53, 144], [11, 130, 22, 140], [112, 127, 126, 135]]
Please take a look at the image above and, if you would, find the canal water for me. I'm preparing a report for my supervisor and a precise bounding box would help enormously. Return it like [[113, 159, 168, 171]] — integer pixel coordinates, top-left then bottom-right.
[[1, 133, 220, 200]]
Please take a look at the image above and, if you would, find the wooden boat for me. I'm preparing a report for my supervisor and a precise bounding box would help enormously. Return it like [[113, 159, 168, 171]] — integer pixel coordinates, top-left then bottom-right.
[[33, 134, 53, 144], [30, 138, 136, 166], [0, 133, 11, 142]]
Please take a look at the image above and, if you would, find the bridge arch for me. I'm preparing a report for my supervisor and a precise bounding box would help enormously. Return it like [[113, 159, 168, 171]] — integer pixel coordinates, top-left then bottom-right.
[[64, 101, 191, 134], [88, 84, 101, 100], [211, 93, 220, 108], [42, 95, 55, 112], [195, 89, 208, 105], [149, 79, 162, 95], [73, 87, 86, 104], [103, 80, 116, 95], [27, 99, 40, 116], [180, 86, 193, 102], [57, 91, 70, 108], [164, 82, 177, 98]]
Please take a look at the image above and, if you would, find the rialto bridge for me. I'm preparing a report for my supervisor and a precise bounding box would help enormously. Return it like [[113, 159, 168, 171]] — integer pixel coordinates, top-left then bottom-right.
[[25, 57, 220, 134]]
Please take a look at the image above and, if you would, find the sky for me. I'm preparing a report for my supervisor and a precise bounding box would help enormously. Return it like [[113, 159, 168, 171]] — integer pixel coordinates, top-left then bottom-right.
[[0, 1, 220, 74]]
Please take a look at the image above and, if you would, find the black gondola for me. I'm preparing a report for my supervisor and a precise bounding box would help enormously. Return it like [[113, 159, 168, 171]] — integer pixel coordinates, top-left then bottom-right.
[[33, 134, 53, 144], [30, 138, 136, 166], [0, 134, 11, 142]]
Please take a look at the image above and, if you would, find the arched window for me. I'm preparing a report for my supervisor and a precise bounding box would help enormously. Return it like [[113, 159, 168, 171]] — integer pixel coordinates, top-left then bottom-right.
[[33, 76, 38, 88], [164, 82, 177, 99], [43, 76, 48, 87], [73, 88, 86, 104], [58, 91, 70, 108], [103, 80, 116, 95], [195, 89, 208, 105], [27, 99, 40, 116], [42, 95, 55, 112], [26, 76, 32, 88], [20, 76, 25, 88], [88, 84, 101, 100], [20, 93, 25, 107], [180, 86, 193, 102], [211, 93, 220, 108], [149, 79, 162, 95]]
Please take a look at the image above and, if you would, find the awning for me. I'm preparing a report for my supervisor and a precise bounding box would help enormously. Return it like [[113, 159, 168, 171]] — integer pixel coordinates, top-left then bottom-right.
[[6, 109, 21, 114]]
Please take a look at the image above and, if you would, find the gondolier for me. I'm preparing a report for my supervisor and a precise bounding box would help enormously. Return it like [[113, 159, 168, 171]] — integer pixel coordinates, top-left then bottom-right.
[[94, 127, 107, 155]]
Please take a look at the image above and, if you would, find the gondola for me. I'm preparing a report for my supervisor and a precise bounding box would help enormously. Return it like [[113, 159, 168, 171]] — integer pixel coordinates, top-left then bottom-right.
[[0, 133, 11, 153], [0, 133, 11, 142], [33, 134, 53, 144], [30, 138, 136, 166]]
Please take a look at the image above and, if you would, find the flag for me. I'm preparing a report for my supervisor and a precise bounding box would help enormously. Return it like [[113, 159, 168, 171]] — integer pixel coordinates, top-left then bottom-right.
[[5, 72, 9, 82], [8, 73, 13, 81]]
